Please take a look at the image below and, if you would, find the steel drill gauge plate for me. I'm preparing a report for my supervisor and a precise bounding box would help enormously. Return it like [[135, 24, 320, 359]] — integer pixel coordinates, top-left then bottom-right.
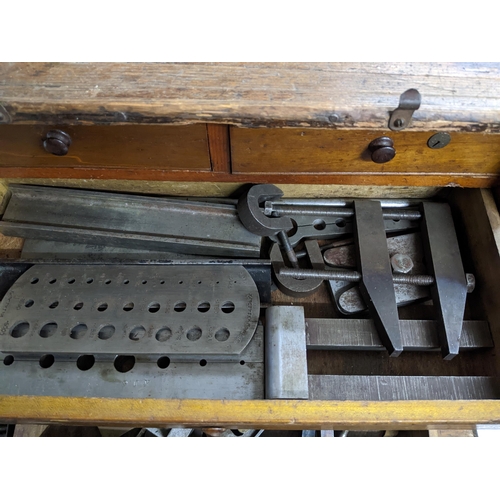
[[0, 265, 260, 356]]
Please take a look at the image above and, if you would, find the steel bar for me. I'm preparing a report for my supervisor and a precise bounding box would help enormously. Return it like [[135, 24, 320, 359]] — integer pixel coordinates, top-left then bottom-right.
[[266, 207, 421, 220], [264, 198, 421, 212], [0, 185, 262, 258], [308, 375, 500, 401], [265, 306, 309, 399], [419, 202, 468, 360], [306, 319, 493, 351], [354, 200, 402, 356]]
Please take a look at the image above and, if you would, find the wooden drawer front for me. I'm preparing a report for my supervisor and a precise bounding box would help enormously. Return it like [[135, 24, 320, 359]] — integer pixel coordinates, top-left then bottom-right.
[[0, 125, 211, 171], [231, 128, 500, 176]]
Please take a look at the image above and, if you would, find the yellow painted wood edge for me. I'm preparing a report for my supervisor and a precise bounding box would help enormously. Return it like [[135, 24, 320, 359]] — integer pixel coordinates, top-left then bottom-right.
[[1, 396, 499, 430]]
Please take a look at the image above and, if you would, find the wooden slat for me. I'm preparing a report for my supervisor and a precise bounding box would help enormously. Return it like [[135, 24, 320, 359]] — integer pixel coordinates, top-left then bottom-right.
[[231, 128, 500, 175], [0, 396, 499, 430], [207, 124, 231, 173], [0, 125, 211, 171], [1, 63, 500, 131]]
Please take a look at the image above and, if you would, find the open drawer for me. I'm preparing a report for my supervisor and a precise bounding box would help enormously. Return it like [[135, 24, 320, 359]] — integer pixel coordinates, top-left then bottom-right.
[[0, 185, 499, 431]]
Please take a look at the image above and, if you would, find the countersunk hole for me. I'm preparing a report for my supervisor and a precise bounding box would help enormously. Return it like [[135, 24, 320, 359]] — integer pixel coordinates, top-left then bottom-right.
[[3, 355, 14, 366], [178, 280, 183, 284], [160, 280, 165, 284], [73, 302, 84, 310], [335, 219, 346, 228], [77, 355, 95, 371], [240, 360, 245, 365], [68, 278, 75, 284], [155, 327, 172, 342], [10, 322, 29, 338], [39, 354, 55, 369], [221, 301, 235, 314], [30, 277, 39, 284], [142, 280, 147, 284], [98, 325, 115, 340], [86, 278, 93, 284], [197, 302, 210, 313], [174, 301, 186, 312], [215, 328, 230, 342], [25, 299, 34, 308], [129, 326, 146, 341], [114, 355, 135, 373], [123, 279, 129, 284], [148, 302, 161, 313], [39, 322, 58, 338], [123, 302, 134, 311], [70, 323, 87, 339], [49, 278, 57, 284], [49, 301, 59, 309], [157, 356, 170, 369], [105, 279, 112, 284], [187, 327, 202, 341], [97, 303, 108, 312], [199, 359, 207, 367], [313, 219, 326, 231]]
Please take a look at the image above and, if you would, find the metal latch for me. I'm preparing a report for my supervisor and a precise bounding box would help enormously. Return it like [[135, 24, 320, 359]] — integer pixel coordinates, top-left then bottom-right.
[[388, 88, 421, 131]]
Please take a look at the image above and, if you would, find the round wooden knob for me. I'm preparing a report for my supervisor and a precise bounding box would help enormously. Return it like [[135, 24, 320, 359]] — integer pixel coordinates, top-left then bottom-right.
[[368, 136, 395, 164], [43, 130, 72, 156]]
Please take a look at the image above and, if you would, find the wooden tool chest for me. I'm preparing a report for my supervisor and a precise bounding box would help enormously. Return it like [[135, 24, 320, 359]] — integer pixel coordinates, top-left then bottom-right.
[[1, 62, 500, 431]]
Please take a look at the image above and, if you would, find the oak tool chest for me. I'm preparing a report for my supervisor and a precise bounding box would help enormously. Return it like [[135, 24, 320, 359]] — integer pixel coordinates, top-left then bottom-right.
[[0, 62, 500, 432]]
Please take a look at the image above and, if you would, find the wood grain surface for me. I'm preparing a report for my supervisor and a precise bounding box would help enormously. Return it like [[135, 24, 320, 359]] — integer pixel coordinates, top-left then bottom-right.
[[231, 128, 500, 175], [1, 63, 500, 131], [0, 124, 211, 171], [0, 395, 497, 429]]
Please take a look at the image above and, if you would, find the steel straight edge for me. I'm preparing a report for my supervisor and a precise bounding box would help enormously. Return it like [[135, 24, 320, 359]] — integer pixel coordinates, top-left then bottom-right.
[[0, 396, 500, 430]]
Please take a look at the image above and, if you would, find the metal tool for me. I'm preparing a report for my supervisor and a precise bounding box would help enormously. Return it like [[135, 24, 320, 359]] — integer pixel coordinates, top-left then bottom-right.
[[419, 202, 468, 360], [0, 185, 261, 258], [388, 88, 421, 131], [237, 184, 299, 267], [266, 306, 308, 399], [270, 240, 324, 297], [0, 264, 260, 358]]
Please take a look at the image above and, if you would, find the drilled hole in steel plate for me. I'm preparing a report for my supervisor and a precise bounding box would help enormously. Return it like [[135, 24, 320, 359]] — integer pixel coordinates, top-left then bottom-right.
[[39, 354, 55, 369], [197, 302, 210, 313], [73, 302, 84, 310], [70, 323, 87, 339], [39, 322, 58, 338], [97, 303, 108, 312], [186, 327, 202, 341], [123, 279, 129, 284], [178, 280, 183, 284], [68, 278, 75, 284], [98, 325, 115, 340], [77, 354, 95, 371], [142, 280, 147, 285], [10, 322, 29, 338], [129, 326, 146, 341], [216, 281, 220, 285], [221, 301, 235, 314], [392, 219, 400, 223], [174, 301, 186, 312], [313, 219, 326, 231], [3, 355, 14, 366], [25, 299, 34, 308], [155, 327, 172, 342], [335, 219, 346, 228], [123, 302, 134, 312], [240, 360, 246, 365], [199, 359, 207, 367], [148, 302, 161, 313], [215, 328, 230, 342], [86, 278, 94, 284], [49, 301, 59, 309], [114, 355, 135, 373], [197, 281, 202, 284], [105, 279, 111, 284], [31, 278, 39, 284], [157, 356, 170, 369], [160, 280, 165, 285], [49, 278, 57, 284]]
